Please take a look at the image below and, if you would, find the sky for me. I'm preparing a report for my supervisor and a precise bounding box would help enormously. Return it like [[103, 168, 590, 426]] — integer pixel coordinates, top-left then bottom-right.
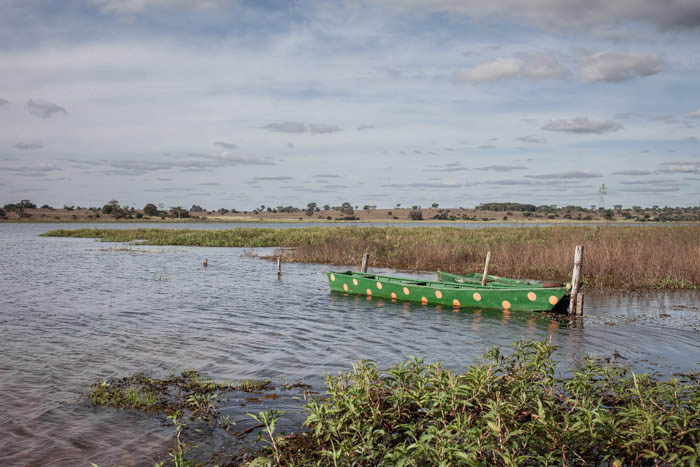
[[1, 0, 699, 210]]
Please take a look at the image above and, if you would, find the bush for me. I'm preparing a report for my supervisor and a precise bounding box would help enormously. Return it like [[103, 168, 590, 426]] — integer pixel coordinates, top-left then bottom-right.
[[254, 340, 700, 466], [408, 210, 423, 220], [143, 203, 158, 216]]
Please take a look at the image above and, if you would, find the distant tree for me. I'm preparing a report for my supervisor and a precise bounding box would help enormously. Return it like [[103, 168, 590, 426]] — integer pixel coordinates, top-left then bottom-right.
[[170, 206, 189, 218], [305, 202, 317, 216], [322, 204, 330, 211], [603, 209, 615, 221], [409, 210, 423, 220], [40, 204, 53, 209], [431, 203, 439, 208], [143, 203, 158, 216], [102, 204, 113, 214], [19, 200, 36, 209], [0, 208, 6, 219], [340, 202, 354, 216], [190, 204, 204, 212]]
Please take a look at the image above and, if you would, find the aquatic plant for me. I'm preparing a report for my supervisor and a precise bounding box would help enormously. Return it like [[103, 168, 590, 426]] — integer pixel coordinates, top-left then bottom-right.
[[250, 340, 700, 466], [44, 226, 700, 289]]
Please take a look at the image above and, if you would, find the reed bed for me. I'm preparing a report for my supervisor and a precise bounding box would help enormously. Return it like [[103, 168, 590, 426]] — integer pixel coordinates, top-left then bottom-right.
[[43, 226, 700, 290]]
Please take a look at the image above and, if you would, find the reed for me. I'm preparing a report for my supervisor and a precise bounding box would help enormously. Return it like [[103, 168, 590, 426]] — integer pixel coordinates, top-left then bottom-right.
[[43, 226, 700, 289]]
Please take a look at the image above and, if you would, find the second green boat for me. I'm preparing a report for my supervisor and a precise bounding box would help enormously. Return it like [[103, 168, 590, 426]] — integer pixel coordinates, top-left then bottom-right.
[[327, 271, 569, 312]]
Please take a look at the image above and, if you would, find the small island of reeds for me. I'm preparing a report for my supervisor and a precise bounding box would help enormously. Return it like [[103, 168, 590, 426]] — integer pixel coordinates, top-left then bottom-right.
[[44, 225, 700, 290]]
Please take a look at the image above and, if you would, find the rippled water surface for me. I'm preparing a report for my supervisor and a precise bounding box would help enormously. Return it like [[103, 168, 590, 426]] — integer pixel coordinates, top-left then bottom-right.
[[1, 223, 699, 466]]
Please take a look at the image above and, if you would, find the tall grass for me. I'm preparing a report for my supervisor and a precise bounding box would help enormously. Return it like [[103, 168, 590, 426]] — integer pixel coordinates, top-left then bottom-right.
[[43, 226, 700, 289]]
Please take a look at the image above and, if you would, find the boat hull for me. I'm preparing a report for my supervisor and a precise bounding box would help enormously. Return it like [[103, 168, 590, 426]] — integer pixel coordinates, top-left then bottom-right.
[[328, 271, 569, 312], [437, 271, 568, 289]]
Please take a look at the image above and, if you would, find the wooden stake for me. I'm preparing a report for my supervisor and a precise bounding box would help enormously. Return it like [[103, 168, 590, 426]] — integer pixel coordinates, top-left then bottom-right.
[[481, 251, 491, 286], [576, 293, 584, 317], [203, 258, 208, 267], [569, 245, 584, 314], [361, 252, 370, 273], [277, 256, 282, 276]]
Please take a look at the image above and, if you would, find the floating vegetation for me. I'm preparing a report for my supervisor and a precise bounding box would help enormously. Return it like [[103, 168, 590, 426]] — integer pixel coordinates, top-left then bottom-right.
[[43, 226, 700, 289], [250, 340, 700, 466]]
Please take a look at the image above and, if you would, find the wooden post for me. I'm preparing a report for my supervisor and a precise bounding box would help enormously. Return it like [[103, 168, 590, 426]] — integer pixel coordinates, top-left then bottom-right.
[[481, 251, 491, 286], [203, 258, 208, 267], [576, 293, 584, 317], [569, 245, 584, 314], [361, 252, 370, 273], [277, 256, 282, 276]]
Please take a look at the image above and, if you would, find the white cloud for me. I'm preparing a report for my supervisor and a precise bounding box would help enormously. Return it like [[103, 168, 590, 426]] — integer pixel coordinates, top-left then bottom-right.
[[580, 52, 664, 83], [457, 52, 569, 83], [259, 122, 343, 134], [515, 135, 547, 144], [13, 142, 43, 150], [89, 0, 232, 14], [542, 117, 623, 134]]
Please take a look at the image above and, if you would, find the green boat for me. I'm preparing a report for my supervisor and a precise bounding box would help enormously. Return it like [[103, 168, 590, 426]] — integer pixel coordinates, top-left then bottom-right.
[[327, 271, 569, 312]]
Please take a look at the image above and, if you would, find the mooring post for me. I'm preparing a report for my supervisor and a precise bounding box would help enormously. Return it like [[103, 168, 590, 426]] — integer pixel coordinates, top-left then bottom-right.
[[277, 256, 282, 276], [569, 245, 584, 314], [481, 251, 492, 286], [361, 252, 370, 273], [203, 258, 208, 267], [576, 293, 584, 317]]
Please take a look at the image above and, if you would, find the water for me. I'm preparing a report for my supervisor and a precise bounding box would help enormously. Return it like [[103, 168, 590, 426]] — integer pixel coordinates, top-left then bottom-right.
[[1, 223, 699, 466]]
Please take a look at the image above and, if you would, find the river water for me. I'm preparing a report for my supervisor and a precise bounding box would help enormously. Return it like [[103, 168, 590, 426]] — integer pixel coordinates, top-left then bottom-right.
[[1, 223, 699, 466]]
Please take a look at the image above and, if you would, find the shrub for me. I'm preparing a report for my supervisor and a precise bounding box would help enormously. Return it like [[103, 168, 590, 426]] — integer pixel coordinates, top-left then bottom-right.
[[253, 340, 700, 466], [408, 210, 423, 220]]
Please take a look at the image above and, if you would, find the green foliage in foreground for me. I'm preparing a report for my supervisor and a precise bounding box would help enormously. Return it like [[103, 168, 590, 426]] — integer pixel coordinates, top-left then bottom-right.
[[251, 341, 700, 467]]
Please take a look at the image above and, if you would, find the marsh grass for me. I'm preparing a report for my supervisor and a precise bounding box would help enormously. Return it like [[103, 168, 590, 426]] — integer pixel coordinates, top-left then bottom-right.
[[44, 226, 700, 289], [251, 340, 700, 466]]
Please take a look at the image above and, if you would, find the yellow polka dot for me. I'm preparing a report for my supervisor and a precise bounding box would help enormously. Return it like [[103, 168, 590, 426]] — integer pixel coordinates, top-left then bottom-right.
[[352, 278, 358, 286], [421, 296, 428, 304], [549, 295, 558, 305], [435, 290, 443, 299], [376, 282, 383, 290], [453, 299, 461, 307], [473, 292, 481, 302], [566, 282, 572, 289], [330, 273, 335, 281], [502, 300, 511, 310], [527, 292, 537, 301], [391, 292, 397, 300], [366, 289, 372, 296], [403, 287, 410, 295], [343, 283, 348, 291]]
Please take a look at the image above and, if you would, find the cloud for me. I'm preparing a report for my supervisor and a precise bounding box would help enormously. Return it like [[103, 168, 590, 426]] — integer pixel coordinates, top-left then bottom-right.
[[688, 109, 700, 119], [580, 52, 663, 83], [0, 98, 8, 106], [515, 135, 547, 144], [657, 161, 700, 174], [527, 170, 603, 178], [619, 178, 682, 186], [477, 144, 497, 149], [313, 174, 342, 178], [542, 117, 623, 134], [251, 176, 293, 181], [381, 182, 463, 189], [199, 182, 219, 186], [618, 187, 680, 192], [13, 142, 43, 150], [612, 170, 651, 176], [377, 0, 700, 30], [476, 165, 527, 171], [357, 124, 375, 131], [213, 141, 238, 150], [259, 122, 342, 134], [0, 163, 62, 175], [89, 0, 231, 15], [25, 99, 68, 119], [457, 52, 569, 83]]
